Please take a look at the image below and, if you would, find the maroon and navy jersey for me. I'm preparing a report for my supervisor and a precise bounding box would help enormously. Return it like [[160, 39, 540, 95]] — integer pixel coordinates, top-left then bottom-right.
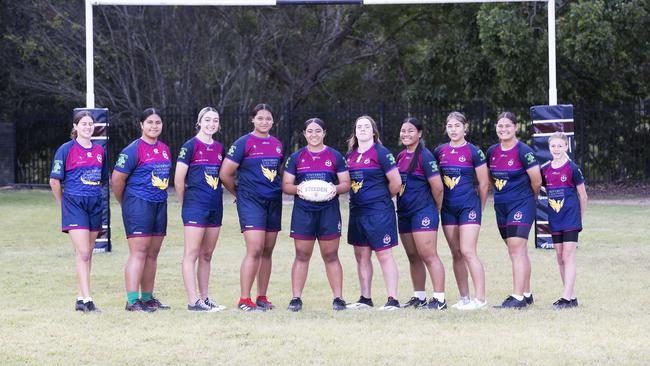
[[114, 138, 172, 203], [177, 137, 224, 209], [50, 140, 108, 196], [226, 133, 283, 199], [396, 147, 440, 217], [434, 142, 486, 203], [542, 160, 585, 232], [346, 143, 397, 215], [284, 146, 347, 212], [487, 141, 539, 203]]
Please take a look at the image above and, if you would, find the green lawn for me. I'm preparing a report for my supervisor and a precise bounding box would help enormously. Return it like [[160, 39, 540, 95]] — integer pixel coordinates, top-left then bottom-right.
[[1, 190, 649, 365]]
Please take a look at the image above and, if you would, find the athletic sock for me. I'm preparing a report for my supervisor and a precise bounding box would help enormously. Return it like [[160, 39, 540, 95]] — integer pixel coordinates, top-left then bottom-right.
[[433, 292, 445, 302], [512, 294, 524, 301], [83, 297, 93, 304], [414, 291, 426, 301], [127, 292, 139, 305], [77, 296, 84, 302], [523, 292, 532, 298], [141, 292, 153, 302]]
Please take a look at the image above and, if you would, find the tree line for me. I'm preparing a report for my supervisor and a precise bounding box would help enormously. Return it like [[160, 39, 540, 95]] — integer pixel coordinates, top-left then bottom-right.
[[1, 0, 648, 121]]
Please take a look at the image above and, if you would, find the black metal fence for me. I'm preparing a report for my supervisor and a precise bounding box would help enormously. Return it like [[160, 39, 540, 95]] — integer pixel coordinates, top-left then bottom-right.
[[13, 101, 650, 185]]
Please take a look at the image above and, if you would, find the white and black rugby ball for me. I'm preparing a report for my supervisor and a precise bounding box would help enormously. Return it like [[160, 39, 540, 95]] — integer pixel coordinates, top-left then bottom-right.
[[299, 180, 336, 202]]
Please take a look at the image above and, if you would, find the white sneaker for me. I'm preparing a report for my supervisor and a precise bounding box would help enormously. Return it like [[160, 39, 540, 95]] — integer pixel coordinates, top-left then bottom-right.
[[457, 298, 487, 310], [204, 297, 226, 312], [451, 298, 471, 309]]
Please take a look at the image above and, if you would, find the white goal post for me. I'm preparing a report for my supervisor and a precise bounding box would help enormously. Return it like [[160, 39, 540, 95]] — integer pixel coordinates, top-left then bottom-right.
[[84, 0, 557, 108]]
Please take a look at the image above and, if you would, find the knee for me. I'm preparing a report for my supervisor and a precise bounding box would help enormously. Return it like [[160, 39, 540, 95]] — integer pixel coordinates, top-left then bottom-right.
[[321, 250, 339, 264], [450, 248, 463, 261], [295, 250, 312, 263], [76, 251, 92, 263], [460, 248, 476, 261], [200, 251, 213, 263], [405, 251, 421, 265]]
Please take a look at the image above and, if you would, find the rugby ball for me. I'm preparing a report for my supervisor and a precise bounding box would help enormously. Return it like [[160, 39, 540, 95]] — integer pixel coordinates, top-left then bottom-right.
[[299, 180, 336, 202]]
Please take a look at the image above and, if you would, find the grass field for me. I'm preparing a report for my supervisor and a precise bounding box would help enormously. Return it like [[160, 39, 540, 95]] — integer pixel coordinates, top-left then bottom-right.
[[1, 189, 649, 365]]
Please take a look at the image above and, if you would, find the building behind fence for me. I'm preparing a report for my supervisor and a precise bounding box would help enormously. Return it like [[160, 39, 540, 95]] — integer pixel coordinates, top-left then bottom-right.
[[9, 101, 650, 186]]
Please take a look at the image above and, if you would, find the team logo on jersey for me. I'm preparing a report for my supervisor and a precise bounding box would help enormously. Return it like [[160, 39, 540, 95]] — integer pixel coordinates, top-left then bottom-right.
[[382, 234, 391, 245], [364, 158, 370, 165], [560, 174, 567, 182], [507, 159, 514, 167], [458, 155, 466, 163], [276, 146, 282, 154], [151, 172, 169, 190], [325, 159, 332, 167], [204, 172, 220, 190], [162, 151, 169, 160], [477, 150, 486, 161], [450, 149, 457, 154], [443, 175, 460, 190], [548, 198, 564, 213], [218, 153, 223, 161], [87, 152, 93, 158], [525, 152, 535, 164], [52, 160, 62, 174], [429, 161, 438, 171], [227, 145, 236, 156], [261, 165, 277, 182], [337, 221, 342, 232], [81, 177, 100, 186], [468, 210, 477, 220], [421, 216, 430, 227], [494, 178, 507, 191], [285, 157, 292, 168], [154, 148, 159, 154], [387, 153, 396, 165], [350, 180, 364, 193], [97, 154, 102, 163], [399, 184, 405, 197], [513, 211, 523, 221], [116, 154, 128, 168]]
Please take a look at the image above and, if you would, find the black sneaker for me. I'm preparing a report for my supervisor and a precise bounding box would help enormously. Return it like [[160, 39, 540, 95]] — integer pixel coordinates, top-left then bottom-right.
[[75, 300, 85, 312], [552, 298, 575, 310], [494, 295, 528, 309], [378, 297, 401, 311], [125, 299, 156, 312], [256, 296, 275, 310], [332, 297, 347, 311], [188, 299, 212, 312], [402, 296, 427, 309], [288, 297, 303, 312], [570, 298, 579, 307], [425, 298, 448, 310], [524, 294, 534, 305], [346, 296, 374, 309], [83, 301, 101, 313], [143, 297, 170, 310]]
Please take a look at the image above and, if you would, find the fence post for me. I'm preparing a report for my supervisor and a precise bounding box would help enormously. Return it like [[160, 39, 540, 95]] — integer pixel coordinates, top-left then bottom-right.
[[0, 122, 16, 185], [379, 102, 386, 141]]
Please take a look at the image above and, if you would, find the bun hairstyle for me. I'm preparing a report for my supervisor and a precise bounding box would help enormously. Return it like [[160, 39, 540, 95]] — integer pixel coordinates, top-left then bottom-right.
[[139, 107, 162, 123], [497, 111, 517, 125], [71, 111, 95, 139], [347, 115, 382, 152], [250, 103, 273, 120], [303, 117, 326, 131], [196, 106, 219, 132], [402, 117, 423, 173]]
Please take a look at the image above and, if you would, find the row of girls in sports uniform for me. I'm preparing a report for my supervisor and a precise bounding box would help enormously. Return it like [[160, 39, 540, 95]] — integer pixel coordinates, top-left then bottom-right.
[[50, 106, 587, 313]]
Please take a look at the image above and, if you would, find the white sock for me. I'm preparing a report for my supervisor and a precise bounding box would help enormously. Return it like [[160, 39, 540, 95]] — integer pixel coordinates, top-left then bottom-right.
[[77, 296, 84, 302], [512, 294, 524, 301], [433, 292, 445, 302], [83, 297, 93, 303], [414, 291, 426, 301], [523, 292, 532, 298], [459, 296, 470, 302], [473, 298, 486, 304]]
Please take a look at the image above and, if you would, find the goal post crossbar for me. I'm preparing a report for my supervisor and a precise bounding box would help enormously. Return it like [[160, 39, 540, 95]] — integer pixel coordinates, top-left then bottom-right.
[[84, 0, 557, 107]]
